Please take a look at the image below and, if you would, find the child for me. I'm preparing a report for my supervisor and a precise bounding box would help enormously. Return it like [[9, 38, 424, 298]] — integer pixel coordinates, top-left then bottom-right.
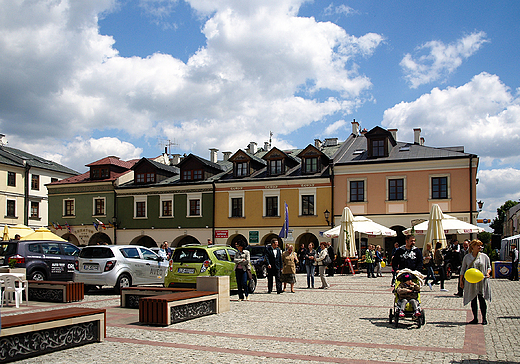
[[396, 273, 421, 317]]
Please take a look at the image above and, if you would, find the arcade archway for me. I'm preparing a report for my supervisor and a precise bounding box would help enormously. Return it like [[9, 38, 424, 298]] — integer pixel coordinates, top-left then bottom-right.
[[295, 233, 319, 251], [172, 235, 200, 247], [228, 234, 247, 248], [88, 232, 112, 246], [130, 235, 157, 248], [60, 233, 81, 246]]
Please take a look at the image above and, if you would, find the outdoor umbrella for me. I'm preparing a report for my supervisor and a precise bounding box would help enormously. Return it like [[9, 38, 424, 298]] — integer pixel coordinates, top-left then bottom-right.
[[2, 224, 34, 240], [323, 216, 397, 238], [403, 212, 484, 237], [20, 227, 66, 242], [2, 225, 9, 241], [423, 204, 447, 249], [338, 207, 355, 258]]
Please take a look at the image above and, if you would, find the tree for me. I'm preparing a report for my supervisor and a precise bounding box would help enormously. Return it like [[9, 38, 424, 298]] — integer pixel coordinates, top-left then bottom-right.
[[490, 200, 519, 235]]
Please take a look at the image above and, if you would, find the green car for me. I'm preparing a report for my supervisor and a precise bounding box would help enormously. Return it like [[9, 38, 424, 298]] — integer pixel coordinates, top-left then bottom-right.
[[164, 245, 257, 292]]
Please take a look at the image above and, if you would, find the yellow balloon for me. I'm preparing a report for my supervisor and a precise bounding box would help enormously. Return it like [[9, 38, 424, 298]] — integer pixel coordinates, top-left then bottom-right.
[[381, 261, 386, 268], [465, 268, 484, 283]]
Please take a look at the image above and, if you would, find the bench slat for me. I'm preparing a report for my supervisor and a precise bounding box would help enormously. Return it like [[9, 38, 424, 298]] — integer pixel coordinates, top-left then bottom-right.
[[1, 307, 105, 329]]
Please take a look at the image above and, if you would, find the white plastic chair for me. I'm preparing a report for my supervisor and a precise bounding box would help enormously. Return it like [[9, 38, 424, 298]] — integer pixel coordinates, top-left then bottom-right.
[[0, 274, 28, 308]]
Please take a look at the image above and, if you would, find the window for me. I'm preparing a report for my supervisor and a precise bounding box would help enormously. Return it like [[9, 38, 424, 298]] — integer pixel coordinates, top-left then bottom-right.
[[189, 199, 200, 216], [31, 175, 39, 190], [62, 244, 79, 256], [214, 249, 230, 261], [266, 196, 278, 217], [269, 160, 283, 175], [350, 181, 364, 202], [432, 176, 448, 199], [370, 139, 385, 157], [94, 198, 105, 216], [182, 169, 203, 181], [30, 201, 39, 218], [6, 200, 15, 217], [162, 200, 173, 217], [51, 178, 58, 183], [136, 173, 145, 183], [92, 168, 109, 180], [100, 168, 109, 179], [236, 162, 248, 177], [7, 172, 15, 187], [231, 198, 243, 217], [64, 199, 75, 216], [388, 179, 404, 201], [302, 195, 314, 215], [120, 247, 140, 259], [136, 202, 146, 217], [146, 173, 155, 183], [303, 157, 318, 173]]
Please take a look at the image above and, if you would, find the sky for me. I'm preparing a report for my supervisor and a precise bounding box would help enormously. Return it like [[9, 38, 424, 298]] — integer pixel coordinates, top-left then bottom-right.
[[1, 0, 520, 230]]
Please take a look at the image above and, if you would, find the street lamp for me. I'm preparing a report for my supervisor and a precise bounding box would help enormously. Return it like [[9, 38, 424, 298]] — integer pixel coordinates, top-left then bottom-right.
[[324, 209, 330, 226], [477, 200, 484, 212]]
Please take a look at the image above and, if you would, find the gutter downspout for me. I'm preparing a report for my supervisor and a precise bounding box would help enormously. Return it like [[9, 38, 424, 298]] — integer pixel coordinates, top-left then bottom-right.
[[113, 181, 117, 245], [23, 160, 30, 226], [212, 181, 216, 243], [469, 156, 474, 240], [330, 163, 335, 254]]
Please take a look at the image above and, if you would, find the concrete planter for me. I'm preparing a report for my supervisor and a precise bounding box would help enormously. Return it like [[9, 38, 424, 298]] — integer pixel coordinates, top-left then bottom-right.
[[0, 267, 27, 280], [196, 276, 230, 313]]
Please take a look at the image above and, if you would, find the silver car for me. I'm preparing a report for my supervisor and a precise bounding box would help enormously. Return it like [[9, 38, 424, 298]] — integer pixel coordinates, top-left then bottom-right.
[[74, 245, 168, 293]]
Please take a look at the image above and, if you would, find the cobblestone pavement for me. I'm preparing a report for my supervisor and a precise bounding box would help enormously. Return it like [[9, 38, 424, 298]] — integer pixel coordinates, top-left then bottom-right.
[[2, 270, 519, 364]]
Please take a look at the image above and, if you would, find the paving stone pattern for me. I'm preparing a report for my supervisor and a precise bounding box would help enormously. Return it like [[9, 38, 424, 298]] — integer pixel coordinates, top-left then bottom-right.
[[2, 270, 519, 364]]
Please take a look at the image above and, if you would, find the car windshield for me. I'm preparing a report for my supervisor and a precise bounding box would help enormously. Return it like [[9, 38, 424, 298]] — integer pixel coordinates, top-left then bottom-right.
[[172, 248, 209, 263], [79, 247, 115, 258]]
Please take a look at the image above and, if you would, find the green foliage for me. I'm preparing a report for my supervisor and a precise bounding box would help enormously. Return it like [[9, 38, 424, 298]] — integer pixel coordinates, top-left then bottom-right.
[[477, 231, 492, 245], [490, 200, 519, 235], [8, 257, 16, 268], [483, 242, 499, 262]]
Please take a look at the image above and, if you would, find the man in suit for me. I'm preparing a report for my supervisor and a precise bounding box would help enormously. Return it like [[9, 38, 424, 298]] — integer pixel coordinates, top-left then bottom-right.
[[264, 237, 283, 294]]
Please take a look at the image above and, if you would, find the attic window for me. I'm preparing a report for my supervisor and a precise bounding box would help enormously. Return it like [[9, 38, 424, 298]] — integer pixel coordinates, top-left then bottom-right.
[[353, 149, 365, 155], [399, 145, 410, 151]]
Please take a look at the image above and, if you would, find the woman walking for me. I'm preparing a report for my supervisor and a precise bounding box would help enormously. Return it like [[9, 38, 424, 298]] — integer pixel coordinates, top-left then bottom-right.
[[374, 245, 384, 277], [234, 240, 251, 301], [422, 243, 436, 290], [281, 244, 298, 293], [433, 242, 448, 292], [305, 242, 316, 288], [315, 242, 330, 289], [460, 239, 491, 325]]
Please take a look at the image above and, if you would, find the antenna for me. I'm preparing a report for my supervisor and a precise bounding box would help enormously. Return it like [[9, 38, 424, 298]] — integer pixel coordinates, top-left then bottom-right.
[[158, 138, 179, 156], [269, 131, 273, 149]]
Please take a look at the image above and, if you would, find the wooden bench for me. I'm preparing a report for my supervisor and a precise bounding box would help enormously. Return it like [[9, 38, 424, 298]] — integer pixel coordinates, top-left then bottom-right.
[[139, 291, 218, 326], [121, 286, 195, 308], [27, 280, 84, 303], [0, 307, 105, 363]]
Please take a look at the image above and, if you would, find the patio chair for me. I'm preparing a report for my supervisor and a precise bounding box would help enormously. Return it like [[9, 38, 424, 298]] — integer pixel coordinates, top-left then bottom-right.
[[0, 274, 28, 308]]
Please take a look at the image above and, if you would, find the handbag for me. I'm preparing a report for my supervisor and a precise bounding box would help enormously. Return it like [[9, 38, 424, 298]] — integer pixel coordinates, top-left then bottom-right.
[[323, 254, 332, 265], [246, 268, 253, 280]]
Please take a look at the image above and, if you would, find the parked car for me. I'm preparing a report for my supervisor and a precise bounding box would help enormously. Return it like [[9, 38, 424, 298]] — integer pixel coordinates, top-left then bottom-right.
[[246, 245, 268, 278], [74, 245, 168, 293], [164, 245, 257, 292], [0, 240, 80, 281]]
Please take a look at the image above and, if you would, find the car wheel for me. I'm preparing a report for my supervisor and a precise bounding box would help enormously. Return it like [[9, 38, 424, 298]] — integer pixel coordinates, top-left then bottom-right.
[[30, 270, 46, 281], [261, 264, 268, 278], [248, 275, 257, 293], [115, 273, 131, 294]]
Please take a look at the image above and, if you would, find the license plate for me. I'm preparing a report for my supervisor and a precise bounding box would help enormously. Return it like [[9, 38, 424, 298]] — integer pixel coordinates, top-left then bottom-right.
[[83, 263, 99, 271], [177, 267, 195, 274]]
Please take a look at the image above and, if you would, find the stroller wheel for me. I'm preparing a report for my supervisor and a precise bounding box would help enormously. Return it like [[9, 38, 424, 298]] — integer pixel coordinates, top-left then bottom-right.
[[394, 311, 399, 328], [421, 310, 426, 325], [389, 309, 393, 324]]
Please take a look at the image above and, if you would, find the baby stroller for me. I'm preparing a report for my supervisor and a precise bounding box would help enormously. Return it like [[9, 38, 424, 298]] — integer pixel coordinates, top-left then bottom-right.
[[388, 269, 426, 328]]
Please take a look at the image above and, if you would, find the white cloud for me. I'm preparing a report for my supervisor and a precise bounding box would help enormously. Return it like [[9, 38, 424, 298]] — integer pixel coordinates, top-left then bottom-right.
[[0, 0, 382, 162], [324, 4, 357, 17], [382, 72, 520, 166], [476, 168, 520, 222], [322, 119, 347, 136], [400, 32, 488, 88]]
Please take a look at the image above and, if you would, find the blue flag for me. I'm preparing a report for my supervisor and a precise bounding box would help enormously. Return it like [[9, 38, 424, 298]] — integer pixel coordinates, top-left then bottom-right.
[[279, 202, 289, 238]]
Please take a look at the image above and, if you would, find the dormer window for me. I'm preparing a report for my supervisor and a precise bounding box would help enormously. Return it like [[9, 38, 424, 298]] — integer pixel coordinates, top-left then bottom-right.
[[136, 173, 155, 184], [370, 139, 385, 157], [269, 159, 283, 175], [91, 167, 110, 180], [236, 162, 248, 177], [303, 157, 318, 173], [182, 169, 203, 181]]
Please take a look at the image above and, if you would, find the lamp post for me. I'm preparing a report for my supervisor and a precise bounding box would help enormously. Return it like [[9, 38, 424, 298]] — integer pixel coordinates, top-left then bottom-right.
[[477, 200, 484, 212], [324, 209, 330, 226]]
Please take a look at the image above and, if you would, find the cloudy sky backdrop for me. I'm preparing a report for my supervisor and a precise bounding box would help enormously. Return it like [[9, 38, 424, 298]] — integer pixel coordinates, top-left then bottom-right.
[[1, 0, 519, 229]]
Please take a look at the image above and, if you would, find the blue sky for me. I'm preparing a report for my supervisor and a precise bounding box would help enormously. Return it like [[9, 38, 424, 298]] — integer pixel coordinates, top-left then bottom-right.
[[1, 0, 519, 228]]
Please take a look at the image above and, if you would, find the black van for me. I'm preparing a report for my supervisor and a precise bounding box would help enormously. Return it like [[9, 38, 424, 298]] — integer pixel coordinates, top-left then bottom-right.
[[0, 240, 80, 281]]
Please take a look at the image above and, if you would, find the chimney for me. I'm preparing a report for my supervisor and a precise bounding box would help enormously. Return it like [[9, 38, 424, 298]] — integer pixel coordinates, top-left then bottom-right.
[[248, 142, 257, 155], [314, 139, 322, 149], [171, 154, 181, 165], [413, 128, 421, 144], [223, 151, 232, 161], [388, 128, 398, 141], [420, 137, 425, 146], [361, 128, 368, 135], [264, 141, 270, 151], [209, 148, 218, 163], [351, 119, 359, 136]]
